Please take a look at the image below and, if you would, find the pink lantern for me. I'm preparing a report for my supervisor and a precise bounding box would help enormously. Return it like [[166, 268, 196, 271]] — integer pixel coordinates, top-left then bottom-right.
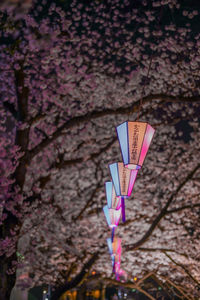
[[112, 237, 122, 262], [116, 121, 155, 170], [107, 237, 122, 274], [109, 162, 138, 222], [103, 205, 121, 229]]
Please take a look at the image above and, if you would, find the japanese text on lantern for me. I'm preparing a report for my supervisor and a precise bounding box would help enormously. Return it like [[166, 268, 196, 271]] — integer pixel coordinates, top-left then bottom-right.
[[122, 168, 126, 194], [131, 124, 139, 161], [113, 193, 118, 208]]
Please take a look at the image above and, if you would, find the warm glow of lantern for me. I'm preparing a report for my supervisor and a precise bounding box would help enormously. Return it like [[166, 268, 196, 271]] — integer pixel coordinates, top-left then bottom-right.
[[105, 181, 121, 209], [116, 121, 155, 169]]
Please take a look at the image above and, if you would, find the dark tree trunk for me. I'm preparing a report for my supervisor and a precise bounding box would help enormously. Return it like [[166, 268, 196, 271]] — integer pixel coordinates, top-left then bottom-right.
[[0, 65, 29, 300], [0, 256, 17, 300], [0, 212, 21, 300]]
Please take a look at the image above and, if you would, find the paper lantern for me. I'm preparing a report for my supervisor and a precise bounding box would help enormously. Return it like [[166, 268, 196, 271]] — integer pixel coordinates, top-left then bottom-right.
[[107, 237, 122, 263], [116, 121, 155, 169], [107, 237, 121, 273], [103, 205, 121, 228], [109, 162, 138, 197], [107, 237, 121, 258], [113, 237, 121, 276], [112, 237, 122, 261], [109, 162, 138, 222], [105, 181, 121, 209]]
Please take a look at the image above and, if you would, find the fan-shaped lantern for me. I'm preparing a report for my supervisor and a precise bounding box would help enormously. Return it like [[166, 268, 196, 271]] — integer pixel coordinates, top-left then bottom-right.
[[107, 237, 121, 257], [109, 162, 138, 222], [109, 162, 138, 197], [112, 237, 122, 261], [103, 205, 121, 228], [107, 238, 121, 261], [105, 181, 121, 210], [107, 237, 121, 274], [116, 121, 155, 169]]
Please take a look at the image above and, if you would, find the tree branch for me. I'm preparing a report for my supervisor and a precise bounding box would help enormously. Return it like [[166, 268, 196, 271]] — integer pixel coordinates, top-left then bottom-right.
[[51, 252, 99, 300], [167, 202, 200, 214], [28, 94, 200, 162], [54, 137, 116, 170], [138, 247, 188, 258], [36, 138, 116, 189], [126, 163, 200, 251], [73, 182, 101, 221], [163, 252, 200, 287]]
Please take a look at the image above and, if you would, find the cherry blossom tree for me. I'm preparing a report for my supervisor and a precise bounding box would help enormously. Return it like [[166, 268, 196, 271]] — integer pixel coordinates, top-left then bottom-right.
[[1, 0, 200, 299]]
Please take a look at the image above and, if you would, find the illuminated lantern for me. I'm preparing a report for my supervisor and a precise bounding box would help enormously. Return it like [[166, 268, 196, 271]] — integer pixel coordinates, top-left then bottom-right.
[[113, 238, 121, 278], [107, 237, 121, 258], [103, 205, 121, 241], [109, 162, 138, 222], [107, 237, 121, 273], [116, 121, 155, 170], [105, 181, 121, 209], [103, 205, 121, 228], [112, 237, 122, 262], [109, 162, 138, 197]]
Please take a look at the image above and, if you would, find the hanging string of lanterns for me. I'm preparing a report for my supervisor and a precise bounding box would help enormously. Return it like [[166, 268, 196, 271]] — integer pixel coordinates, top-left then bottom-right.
[[103, 121, 155, 280]]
